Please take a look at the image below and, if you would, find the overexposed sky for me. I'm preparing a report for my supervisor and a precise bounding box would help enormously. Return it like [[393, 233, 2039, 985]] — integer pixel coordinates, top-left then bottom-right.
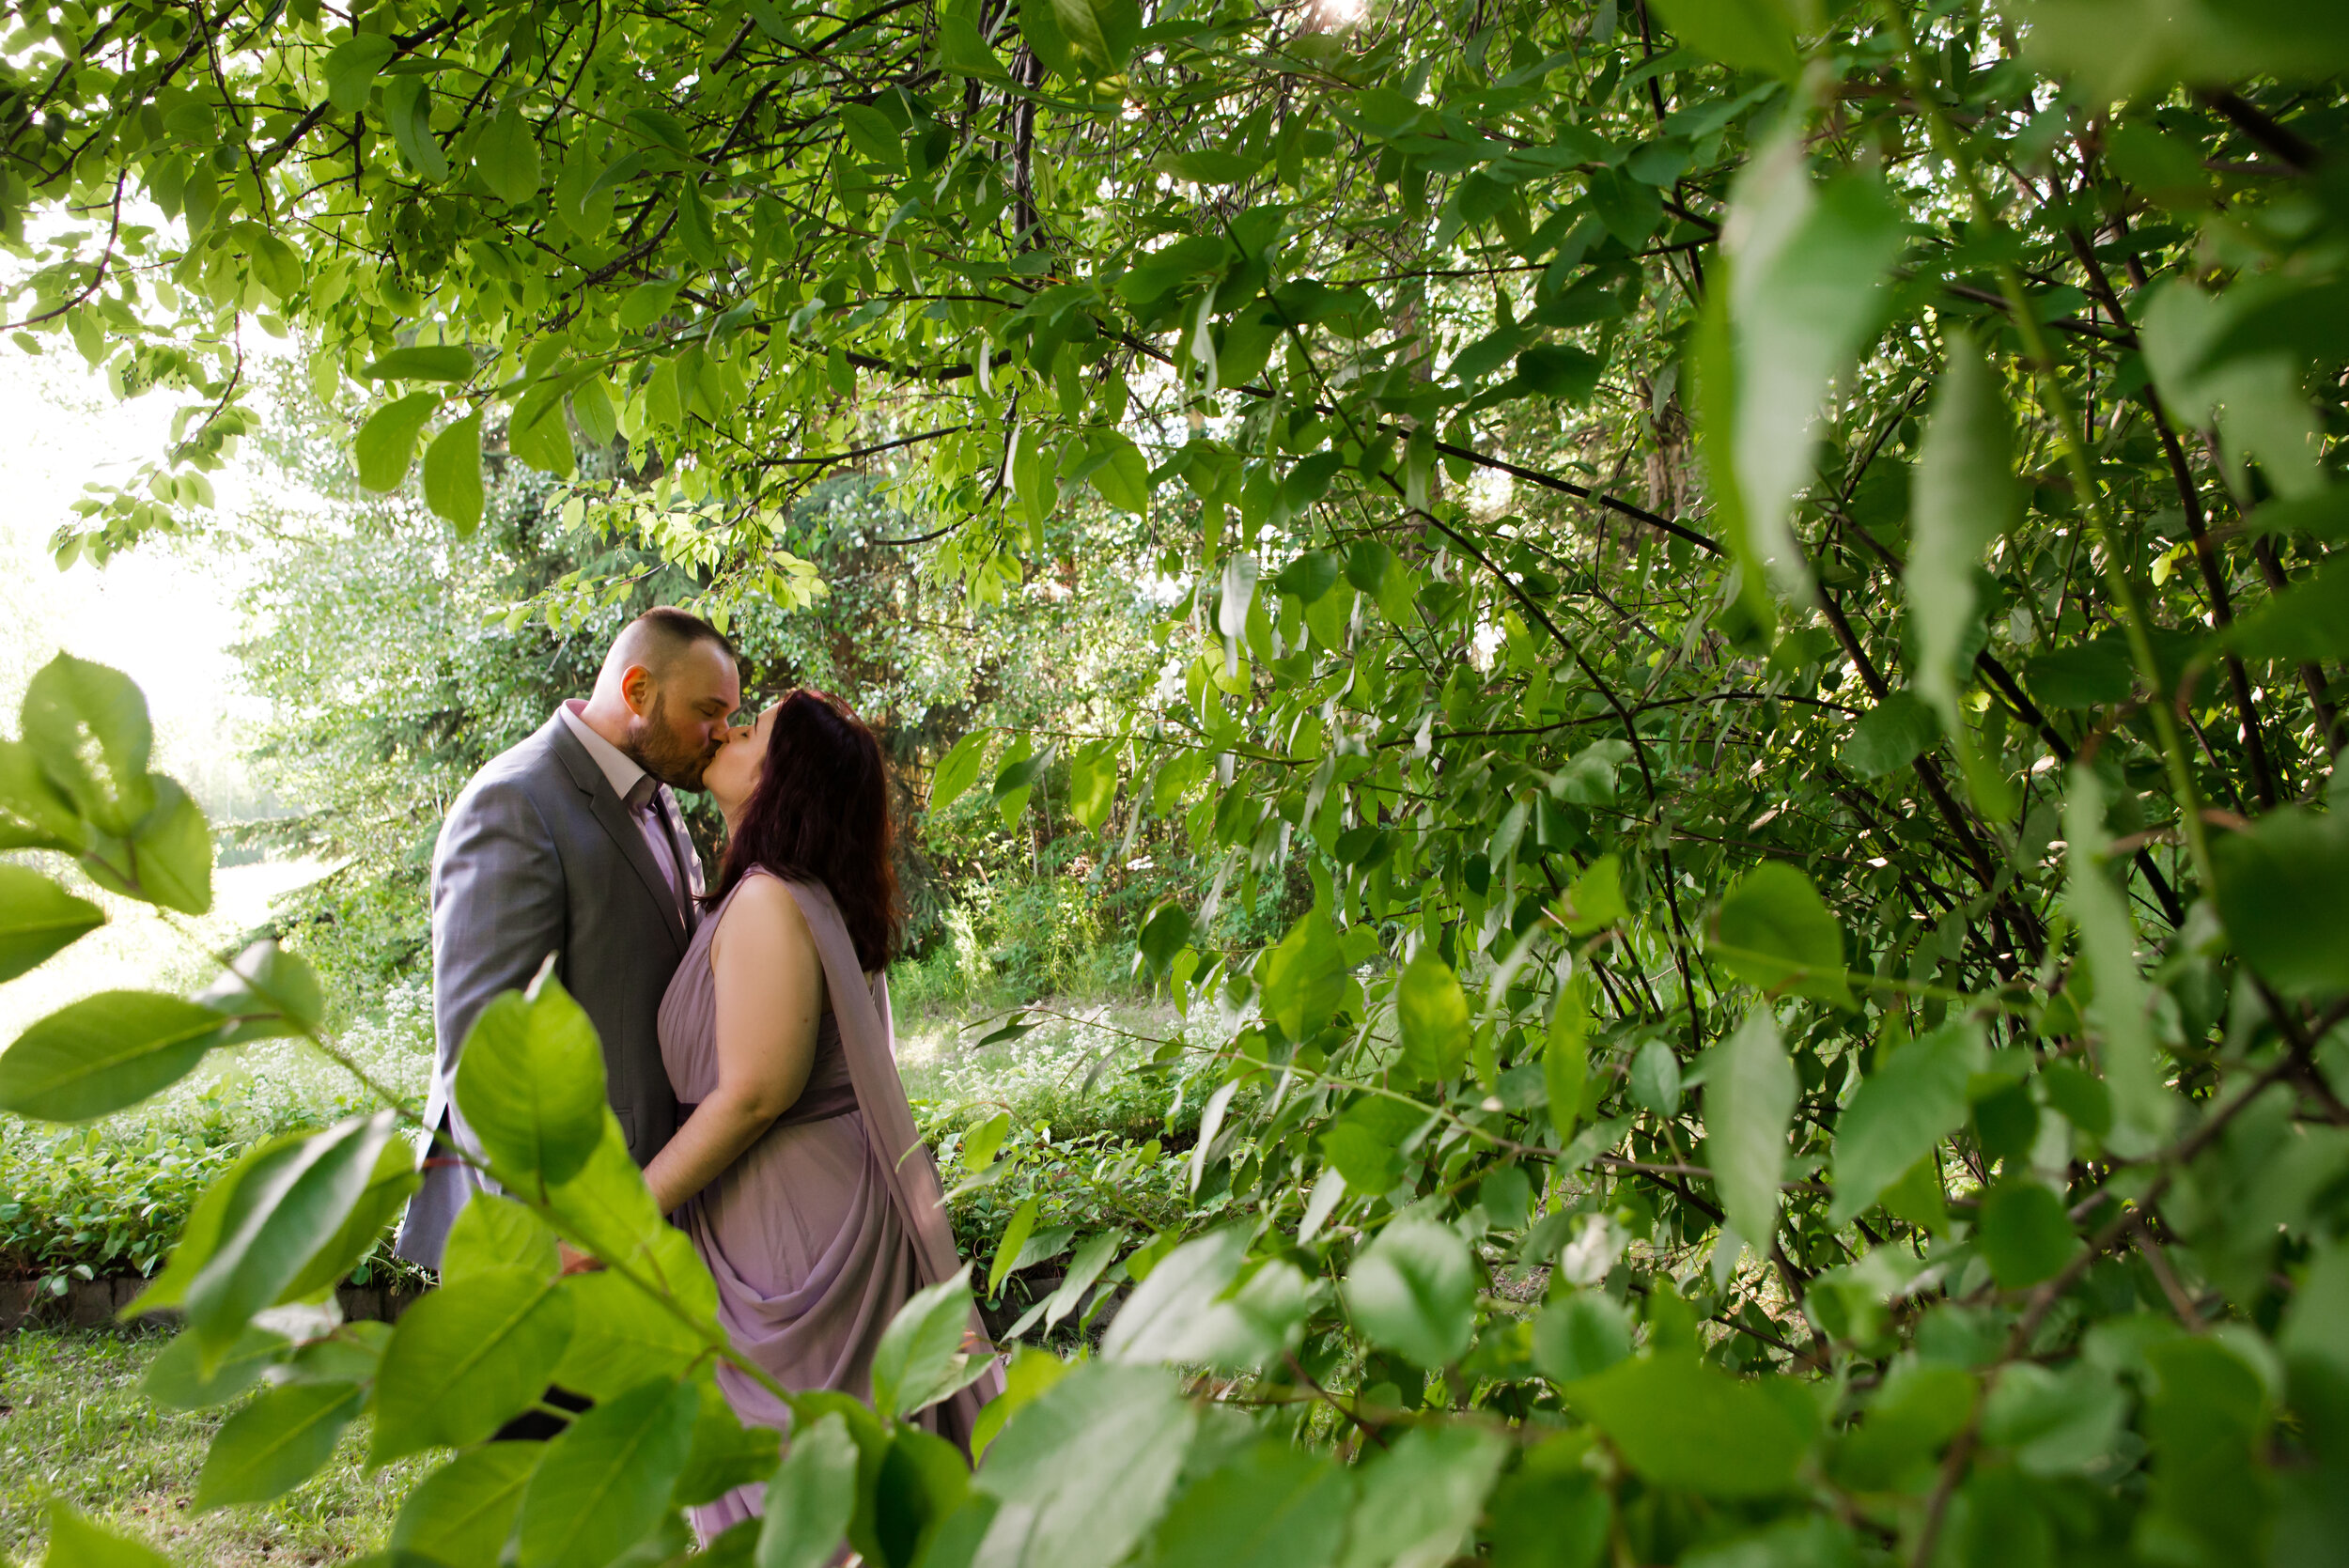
[[0, 345, 267, 790]]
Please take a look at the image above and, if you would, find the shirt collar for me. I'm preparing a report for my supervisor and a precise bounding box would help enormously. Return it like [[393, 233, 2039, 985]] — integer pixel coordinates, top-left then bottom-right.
[[557, 700, 651, 806]]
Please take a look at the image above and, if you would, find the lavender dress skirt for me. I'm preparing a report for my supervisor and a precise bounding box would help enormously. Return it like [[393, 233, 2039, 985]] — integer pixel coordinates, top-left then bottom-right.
[[659, 869, 999, 1537]]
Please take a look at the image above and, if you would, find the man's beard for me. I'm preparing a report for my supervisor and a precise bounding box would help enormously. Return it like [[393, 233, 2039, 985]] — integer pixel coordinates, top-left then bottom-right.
[[625, 694, 716, 790]]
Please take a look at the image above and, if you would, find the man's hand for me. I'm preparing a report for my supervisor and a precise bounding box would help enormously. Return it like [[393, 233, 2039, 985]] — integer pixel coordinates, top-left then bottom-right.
[[558, 1241, 605, 1276]]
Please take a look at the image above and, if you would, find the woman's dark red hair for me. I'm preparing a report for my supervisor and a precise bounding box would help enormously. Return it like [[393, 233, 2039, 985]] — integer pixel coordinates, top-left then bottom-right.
[[707, 690, 902, 970]]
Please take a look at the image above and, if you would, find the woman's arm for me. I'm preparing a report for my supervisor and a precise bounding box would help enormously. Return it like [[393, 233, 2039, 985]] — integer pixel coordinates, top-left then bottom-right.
[[643, 877, 828, 1214]]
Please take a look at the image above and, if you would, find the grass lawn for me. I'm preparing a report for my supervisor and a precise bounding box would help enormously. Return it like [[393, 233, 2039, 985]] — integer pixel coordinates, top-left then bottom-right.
[[0, 1327, 424, 1567]]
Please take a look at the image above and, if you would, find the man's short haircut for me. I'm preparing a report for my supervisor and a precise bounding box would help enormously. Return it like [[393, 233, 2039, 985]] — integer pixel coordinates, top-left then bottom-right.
[[619, 605, 739, 677]]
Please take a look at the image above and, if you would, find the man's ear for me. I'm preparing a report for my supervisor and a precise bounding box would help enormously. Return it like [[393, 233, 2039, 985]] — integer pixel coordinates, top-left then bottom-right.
[[619, 663, 658, 717]]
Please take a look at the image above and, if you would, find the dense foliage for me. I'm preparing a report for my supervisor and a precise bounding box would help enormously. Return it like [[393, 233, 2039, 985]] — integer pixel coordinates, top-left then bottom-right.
[[222, 371, 1211, 1015], [4, 0, 2349, 1563]]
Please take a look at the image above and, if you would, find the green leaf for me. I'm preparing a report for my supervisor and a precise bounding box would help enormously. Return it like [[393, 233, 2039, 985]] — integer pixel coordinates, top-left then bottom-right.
[[0, 737, 86, 852], [1709, 862, 1852, 1004], [1485, 1434, 1612, 1568], [538, 1111, 675, 1268], [1652, 0, 1801, 80], [1259, 907, 1346, 1043], [1709, 1005, 1797, 1254], [1544, 973, 1591, 1135], [1559, 855, 1626, 934], [1512, 343, 1603, 402], [476, 101, 543, 204], [572, 376, 618, 449], [1320, 1096, 1423, 1195], [2225, 551, 2349, 664], [1102, 1226, 1270, 1368], [1044, 1228, 1128, 1329], [1133, 902, 1192, 983], [392, 1443, 542, 1565], [1162, 148, 1267, 185], [354, 391, 443, 493], [508, 380, 578, 478], [872, 1267, 979, 1417], [372, 1267, 576, 1460], [1565, 1355, 1814, 1497], [1907, 333, 2017, 753], [1336, 1424, 1510, 1568], [675, 1382, 781, 1508], [2024, 0, 2349, 99], [23, 653, 155, 835], [2141, 1337, 2272, 1559], [1701, 138, 1903, 618], [1343, 1215, 1473, 1369], [2024, 635, 2135, 708], [841, 103, 907, 173], [930, 732, 989, 813], [935, 13, 1007, 77], [1090, 429, 1150, 516], [321, 33, 397, 115], [455, 968, 610, 1190], [362, 346, 476, 382], [278, 1134, 421, 1303], [1150, 1443, 1353, 1568], [988, 1196, 1041, 1300], [194, 1380, 365, 1510], [755, 1411, 859, 1568], [222, 220, 305, 301], [547, 1265, 709, 1400], [1394, 951, 1470, 1084], [1977, 1181, 2081, 1289], [515, 1377, 699, 1568], [445, 1194, 564, 1287], [86, 775, 211, 915], [1828, 1020, 1983, 1225], [1585, 167, 1662, 249], [677, 179, 724, 270], [617, 280, 682, 332], [2063, 768, 2175, 1156], [1981, 1360, 2128, 1476], [971, 1362, 1195, 1568], [1035, 0, 1139, 76], [190, 939, 324, 1048], [143, 1324, 289, 1411], [1532, 1290, 1634, 1385], [422, 411, 486, 535], [1068, 742, 1118, 834], [963, 1110, 1013, 1173], [0, 991, 227, 1122], [1628, 1038, 1681, 1117], [139, 1114, 398, 1362], [41, 1503, 170, 1567], [0, 864, 102, 981], [2212, 802, 2349, 1000], [381, 76, 448, 180], [1839, 691, 1937, 779]]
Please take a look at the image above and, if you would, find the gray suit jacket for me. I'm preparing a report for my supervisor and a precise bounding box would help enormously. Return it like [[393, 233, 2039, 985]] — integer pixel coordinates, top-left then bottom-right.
[[393, 711, 702, 1268]]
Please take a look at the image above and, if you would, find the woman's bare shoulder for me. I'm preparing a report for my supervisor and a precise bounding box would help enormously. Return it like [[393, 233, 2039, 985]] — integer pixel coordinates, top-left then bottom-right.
[[711, 871, 815, 957]]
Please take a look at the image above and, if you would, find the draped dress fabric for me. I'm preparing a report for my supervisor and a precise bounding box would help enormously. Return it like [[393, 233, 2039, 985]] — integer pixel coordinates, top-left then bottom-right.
[[660, 868, 1001, 1538]]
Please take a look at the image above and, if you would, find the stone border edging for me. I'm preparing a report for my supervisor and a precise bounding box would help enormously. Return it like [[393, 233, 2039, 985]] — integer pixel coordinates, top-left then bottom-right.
[[1, 1277, 426, 1335]]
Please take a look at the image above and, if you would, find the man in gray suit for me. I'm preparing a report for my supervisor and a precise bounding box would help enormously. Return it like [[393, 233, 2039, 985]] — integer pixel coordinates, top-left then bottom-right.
[[395, 606, 742, 1269]]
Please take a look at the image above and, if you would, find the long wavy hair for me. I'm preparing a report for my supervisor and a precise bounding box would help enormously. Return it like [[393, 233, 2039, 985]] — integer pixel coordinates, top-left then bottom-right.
[[707, 689, 902, 970]]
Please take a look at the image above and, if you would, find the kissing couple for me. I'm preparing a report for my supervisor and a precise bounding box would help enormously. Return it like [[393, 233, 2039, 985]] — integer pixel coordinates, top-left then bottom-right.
[[392, 606, 1000, 1537]]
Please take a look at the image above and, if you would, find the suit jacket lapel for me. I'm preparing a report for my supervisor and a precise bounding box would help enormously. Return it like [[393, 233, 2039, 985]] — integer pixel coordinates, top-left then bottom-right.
[[544, 717, 689, 954]]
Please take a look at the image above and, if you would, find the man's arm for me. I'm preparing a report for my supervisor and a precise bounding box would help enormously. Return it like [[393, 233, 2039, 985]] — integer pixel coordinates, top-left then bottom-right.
[[432, 775, 568, 1109]]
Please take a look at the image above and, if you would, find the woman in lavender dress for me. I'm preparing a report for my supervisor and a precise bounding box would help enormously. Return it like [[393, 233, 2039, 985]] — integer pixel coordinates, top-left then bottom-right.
[[641, 690, 997, 1538]]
